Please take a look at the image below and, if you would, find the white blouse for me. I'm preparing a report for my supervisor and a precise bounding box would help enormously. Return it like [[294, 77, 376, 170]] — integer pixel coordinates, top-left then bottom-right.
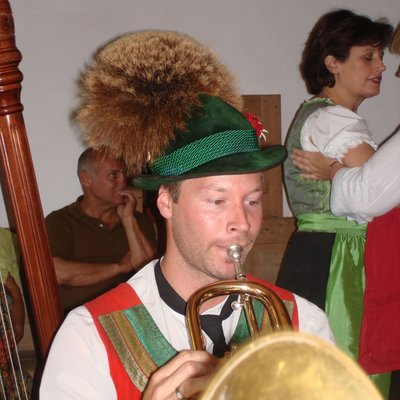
[[301, 105, 378, 161], [301, 104, 399, 224]]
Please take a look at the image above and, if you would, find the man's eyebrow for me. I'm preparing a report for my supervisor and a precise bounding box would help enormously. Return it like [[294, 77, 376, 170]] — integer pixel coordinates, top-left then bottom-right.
[[201, 185, 264, 193], [249, 188, 264, 195]]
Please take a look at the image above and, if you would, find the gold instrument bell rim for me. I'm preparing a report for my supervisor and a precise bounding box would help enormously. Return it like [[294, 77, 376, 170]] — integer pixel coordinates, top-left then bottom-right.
[[200, 331, 383, 400]]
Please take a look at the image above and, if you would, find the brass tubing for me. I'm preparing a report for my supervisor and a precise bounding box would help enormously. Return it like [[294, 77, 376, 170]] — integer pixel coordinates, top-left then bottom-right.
[[241, 294, 258, 338], [186, 280, 293, 351], [227, 244, 259, 337]]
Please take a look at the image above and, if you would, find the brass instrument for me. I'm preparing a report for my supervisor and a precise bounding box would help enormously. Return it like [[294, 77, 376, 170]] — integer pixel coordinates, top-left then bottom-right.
[[185, 244, 293, 351], [189, 245, 382, 400], [200, 332, 383, 400]]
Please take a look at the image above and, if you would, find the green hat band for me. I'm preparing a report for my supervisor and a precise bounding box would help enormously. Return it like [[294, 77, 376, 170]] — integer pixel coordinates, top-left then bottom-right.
[[151, 129, 258, 176]]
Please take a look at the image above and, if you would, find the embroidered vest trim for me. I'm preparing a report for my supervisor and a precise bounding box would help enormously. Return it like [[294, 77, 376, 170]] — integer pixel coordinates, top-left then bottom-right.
[[86, 275, 298, 399]]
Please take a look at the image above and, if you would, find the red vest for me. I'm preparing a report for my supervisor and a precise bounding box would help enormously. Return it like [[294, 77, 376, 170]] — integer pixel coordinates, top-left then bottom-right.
[[86, 275, 299, 399], [359, 208, 400, 374]]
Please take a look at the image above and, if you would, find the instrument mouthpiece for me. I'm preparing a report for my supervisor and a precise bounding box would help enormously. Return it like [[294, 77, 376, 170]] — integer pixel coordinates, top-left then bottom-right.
[[227, 244, 245, 280], [227, 244, 243, 262]]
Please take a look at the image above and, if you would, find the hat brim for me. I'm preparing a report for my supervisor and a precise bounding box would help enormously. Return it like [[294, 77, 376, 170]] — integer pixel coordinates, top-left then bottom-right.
[[132, 145, 287, 190]]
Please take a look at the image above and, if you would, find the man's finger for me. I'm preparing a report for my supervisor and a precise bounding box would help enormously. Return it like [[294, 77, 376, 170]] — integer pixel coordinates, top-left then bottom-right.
[[299, 173, 318, 180]]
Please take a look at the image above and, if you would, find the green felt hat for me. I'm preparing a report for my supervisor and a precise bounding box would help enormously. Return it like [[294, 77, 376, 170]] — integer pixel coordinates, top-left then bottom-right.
[[132, 94, 287, 190]]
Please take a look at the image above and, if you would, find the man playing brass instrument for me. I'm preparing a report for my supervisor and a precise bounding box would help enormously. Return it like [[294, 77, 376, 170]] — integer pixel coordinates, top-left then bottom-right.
[[40, 30, 334, 400]]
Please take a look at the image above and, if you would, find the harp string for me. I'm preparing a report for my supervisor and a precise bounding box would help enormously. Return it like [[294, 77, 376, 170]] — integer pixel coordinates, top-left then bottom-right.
[[0, 273, 29, 400]]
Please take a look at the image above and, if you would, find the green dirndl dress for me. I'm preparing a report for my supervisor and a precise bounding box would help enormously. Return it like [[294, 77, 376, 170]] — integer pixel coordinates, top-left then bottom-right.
[[276, 98, 390, 398]]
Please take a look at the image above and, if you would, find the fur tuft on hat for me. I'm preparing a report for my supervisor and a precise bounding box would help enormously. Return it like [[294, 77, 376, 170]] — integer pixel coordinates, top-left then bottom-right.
[[390, 23, 400, 55], [75, 30, 243, 175]]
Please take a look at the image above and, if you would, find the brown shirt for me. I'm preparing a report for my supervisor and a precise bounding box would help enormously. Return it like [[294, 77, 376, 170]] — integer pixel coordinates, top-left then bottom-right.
[[45, 196, 156, 312]]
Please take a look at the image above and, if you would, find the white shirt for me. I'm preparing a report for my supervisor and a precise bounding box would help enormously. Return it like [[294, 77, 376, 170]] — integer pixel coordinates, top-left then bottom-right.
[[331, 132, 400, 223], [301, 104, 399, 223], [40, 261, 334, 400]]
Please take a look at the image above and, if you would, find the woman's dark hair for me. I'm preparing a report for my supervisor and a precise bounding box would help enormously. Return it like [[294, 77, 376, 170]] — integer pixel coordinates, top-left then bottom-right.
[[300, 9, 393, 94]]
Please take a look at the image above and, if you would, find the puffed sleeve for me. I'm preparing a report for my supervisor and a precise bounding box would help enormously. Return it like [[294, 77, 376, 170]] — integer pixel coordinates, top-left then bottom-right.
[[294, 294, 335, 344], [330, 132, 400, 224], [301, 105, 378, 160]]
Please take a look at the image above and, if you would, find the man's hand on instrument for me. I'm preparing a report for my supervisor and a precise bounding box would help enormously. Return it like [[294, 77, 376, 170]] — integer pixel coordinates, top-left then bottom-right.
[[143, 350, 219, 400]]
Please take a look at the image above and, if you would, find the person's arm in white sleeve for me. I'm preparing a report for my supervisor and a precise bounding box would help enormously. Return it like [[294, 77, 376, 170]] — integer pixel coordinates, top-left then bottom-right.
[[331, 132, 400, 224], [40, 307, 117, 400], [294, 294, 336, 344]]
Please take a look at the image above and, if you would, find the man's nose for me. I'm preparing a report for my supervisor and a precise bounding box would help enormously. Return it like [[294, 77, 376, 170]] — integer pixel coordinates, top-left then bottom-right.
[[117, 173, 127, 186], [227, 205, 250, 233]]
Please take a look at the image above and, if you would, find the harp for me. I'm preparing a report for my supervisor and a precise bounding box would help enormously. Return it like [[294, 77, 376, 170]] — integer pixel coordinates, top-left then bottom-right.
[[0, 0, 63, 370]]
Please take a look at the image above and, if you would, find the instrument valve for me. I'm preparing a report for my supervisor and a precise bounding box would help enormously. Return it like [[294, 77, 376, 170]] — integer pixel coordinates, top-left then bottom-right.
[[231, 300, 243, 311]]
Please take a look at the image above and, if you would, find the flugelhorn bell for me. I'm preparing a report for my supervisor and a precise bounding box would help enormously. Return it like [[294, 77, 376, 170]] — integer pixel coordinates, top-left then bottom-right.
[[186, 244, 292, 351], [200, 332, 383, 400]]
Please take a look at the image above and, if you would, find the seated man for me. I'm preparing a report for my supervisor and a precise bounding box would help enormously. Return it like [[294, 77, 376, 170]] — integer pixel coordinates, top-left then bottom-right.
[[40, 30, 334, 400], [45, 148, 157, 312]]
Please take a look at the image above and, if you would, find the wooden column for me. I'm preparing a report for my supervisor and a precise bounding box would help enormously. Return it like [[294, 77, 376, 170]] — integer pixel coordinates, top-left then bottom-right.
[[0, 0, 63, 361]]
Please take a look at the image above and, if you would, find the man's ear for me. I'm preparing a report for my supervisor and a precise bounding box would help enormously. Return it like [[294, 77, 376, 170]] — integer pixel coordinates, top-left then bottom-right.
[[324, 55, 340, 74], [157, 186, 172, 219], [79, 171, 91, 188]]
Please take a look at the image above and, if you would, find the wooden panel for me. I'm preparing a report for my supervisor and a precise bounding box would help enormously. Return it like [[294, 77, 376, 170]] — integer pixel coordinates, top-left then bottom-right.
[[133, 188, 143, 213], [242, 95, 295, 283], [256, 216, 296, 244], [242, 95, 283, 217], [245, 243, 289, 284], [244, 217, 295, 283]]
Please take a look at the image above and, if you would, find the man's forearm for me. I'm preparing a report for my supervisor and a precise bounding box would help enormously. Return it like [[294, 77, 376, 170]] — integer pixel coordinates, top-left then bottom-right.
[[53, 257, 128, 286], [122, 216, 156, 270]]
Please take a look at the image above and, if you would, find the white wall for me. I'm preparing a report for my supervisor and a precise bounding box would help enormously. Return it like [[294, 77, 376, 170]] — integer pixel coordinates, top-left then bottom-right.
[[1, 0, 399, 225]]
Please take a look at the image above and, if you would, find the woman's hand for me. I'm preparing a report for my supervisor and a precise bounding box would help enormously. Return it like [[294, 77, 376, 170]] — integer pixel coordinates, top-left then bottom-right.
[[292, 148, 338, 181]]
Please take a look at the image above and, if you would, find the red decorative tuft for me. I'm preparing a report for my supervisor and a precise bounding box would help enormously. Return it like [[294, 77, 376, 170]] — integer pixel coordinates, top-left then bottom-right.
[[244, 112, 268, 139]]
